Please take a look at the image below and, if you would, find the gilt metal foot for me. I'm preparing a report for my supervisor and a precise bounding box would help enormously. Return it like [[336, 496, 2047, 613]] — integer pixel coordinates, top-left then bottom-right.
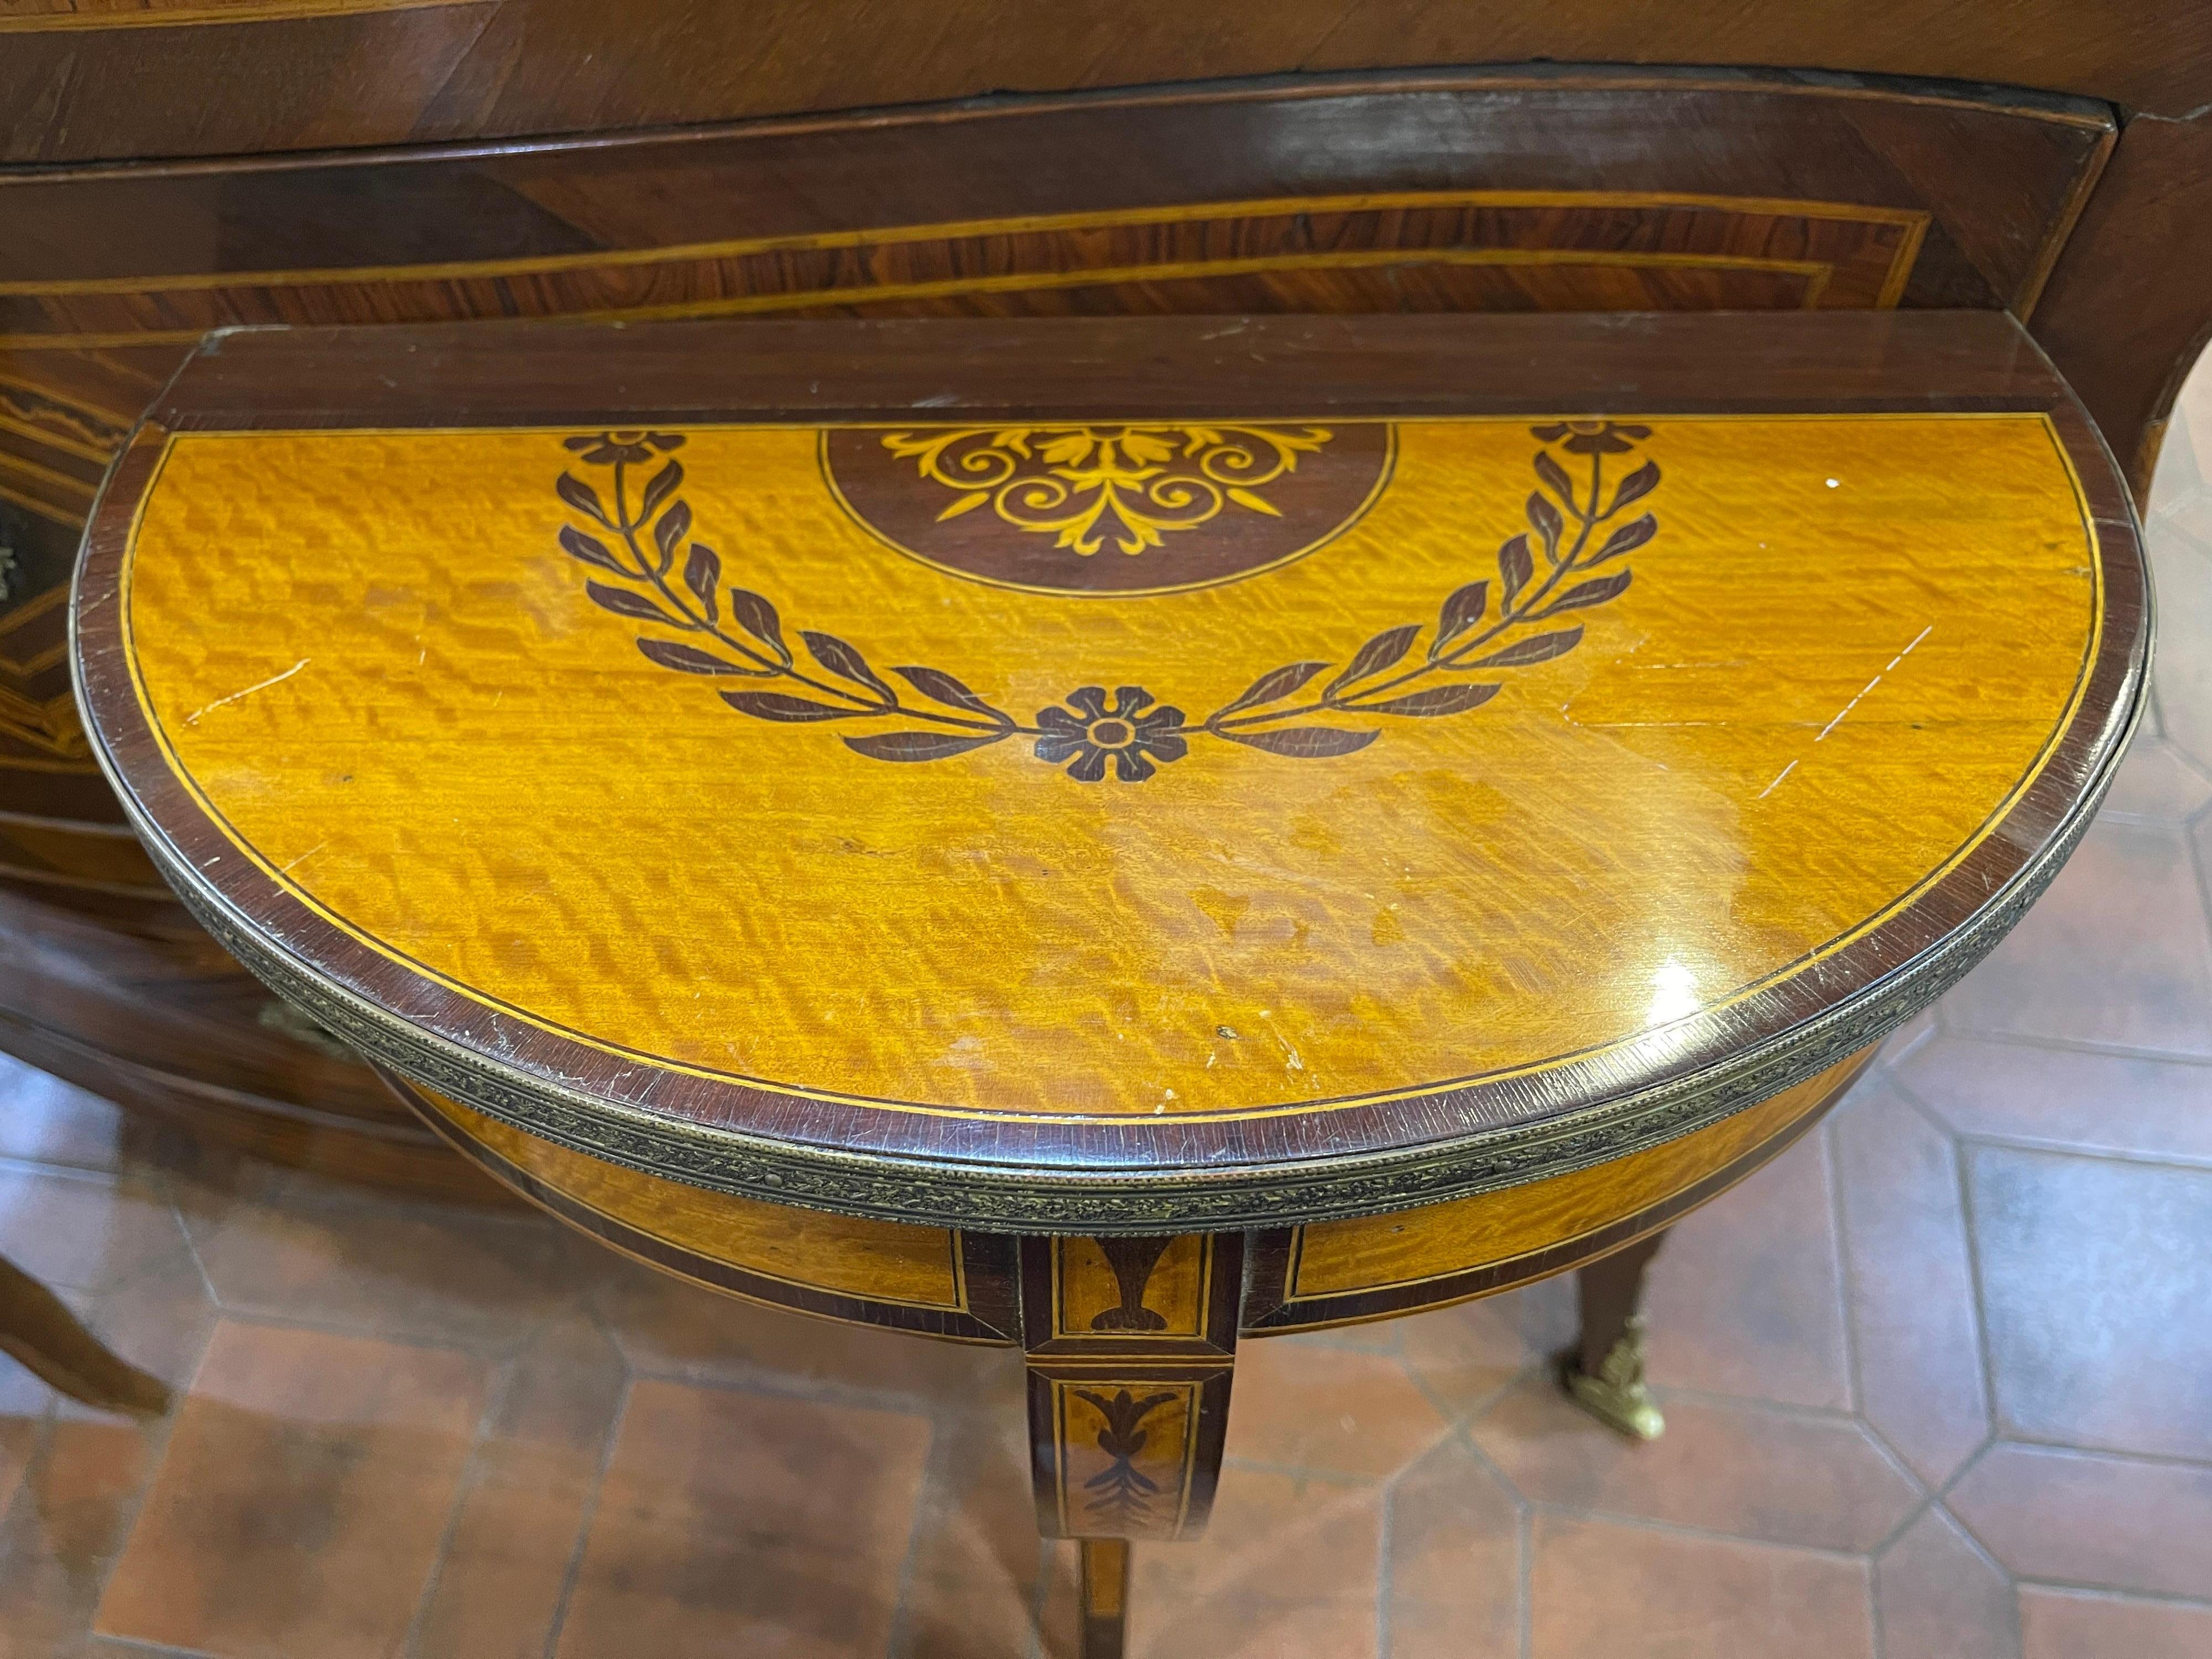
[[1562, 1315, 1665, 1440]]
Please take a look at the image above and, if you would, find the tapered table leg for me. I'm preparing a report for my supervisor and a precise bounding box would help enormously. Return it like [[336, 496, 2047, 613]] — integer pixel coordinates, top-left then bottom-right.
[[1019, 1232, 1242, 1659], [1079, 1538, 1131, 1658], [1564, 1229, 1668, 1439], [0, 1253, 169, 1416]]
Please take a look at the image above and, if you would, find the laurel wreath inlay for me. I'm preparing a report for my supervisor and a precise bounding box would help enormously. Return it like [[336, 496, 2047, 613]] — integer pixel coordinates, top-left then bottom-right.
[[553, 421, 1661, 781]]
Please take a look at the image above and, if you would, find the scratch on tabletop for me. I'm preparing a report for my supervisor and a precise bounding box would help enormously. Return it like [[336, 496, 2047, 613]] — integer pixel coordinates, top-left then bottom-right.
[[279, 841, 327, 876], [1757, 626, 1933, 801], [184, 658, 309, 726]]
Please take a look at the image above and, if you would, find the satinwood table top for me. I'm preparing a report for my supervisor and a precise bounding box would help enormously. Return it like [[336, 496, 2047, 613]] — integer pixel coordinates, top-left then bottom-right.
[[72, 312, 2146, 1229]]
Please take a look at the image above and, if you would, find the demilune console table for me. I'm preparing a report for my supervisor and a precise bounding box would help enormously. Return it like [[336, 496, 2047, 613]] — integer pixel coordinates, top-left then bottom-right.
[[71, 310, 2143, 1656]]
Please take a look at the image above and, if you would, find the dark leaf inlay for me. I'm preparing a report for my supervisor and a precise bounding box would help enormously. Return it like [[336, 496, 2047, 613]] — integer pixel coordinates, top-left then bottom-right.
[[559, 525, 622, 572], [1353, 682, 1502, 718], [641, 460, 685, 521], [1593, 514, 1657, 564], [1457, 627, 1585, 671], [1217, 726, 1380, 758], [553, 422, 1662, 779], [637, 638, 764, 676], [1610, 460, 1662, 513], [726, 587, 789, 663], [586, 581, 684, 625], [719, 691, 865, 722], [1324, 624, 1420, 697], [651, 499, 692, 571], [682, 542, 722, 622], [1540, 571, 1634, 615], [1435, 580, 1490, 652], [894, 666, 1013, 725], [1215, 660, 1331, 717], [556, 473, 611, 527], [1499, 534, 1535, 609], [844, 729, 1008, 761], [801, 630, 895, 704], [1527, 484, 1567, 557]]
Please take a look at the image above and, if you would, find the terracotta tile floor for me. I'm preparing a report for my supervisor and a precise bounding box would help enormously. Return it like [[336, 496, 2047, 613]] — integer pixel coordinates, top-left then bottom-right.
[[9, 375, 2212, 1658]]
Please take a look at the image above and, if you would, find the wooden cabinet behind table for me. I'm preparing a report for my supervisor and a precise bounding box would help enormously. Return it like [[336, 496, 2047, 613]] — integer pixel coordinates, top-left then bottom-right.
[[3, 3, 2207, 1198]]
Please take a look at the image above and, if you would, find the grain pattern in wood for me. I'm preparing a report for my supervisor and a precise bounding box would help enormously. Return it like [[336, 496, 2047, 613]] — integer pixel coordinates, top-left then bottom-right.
[[0, 70, 2115, 811], [1056, 1237, 1211, 1340], [415, 1089, 967, 1310], [68, 311, 2145, 1228], [114, 415, 2090, 1126], [1243, 1045, 1871, 1331], [1288, 1048, 1870, 1300], [0, 191, 1964, 338], [0, 813, 166, 898], [392, 1046, 1877, 1343], [1079, 1538, 1130, 1659], [0, 30, 2187, 1644]]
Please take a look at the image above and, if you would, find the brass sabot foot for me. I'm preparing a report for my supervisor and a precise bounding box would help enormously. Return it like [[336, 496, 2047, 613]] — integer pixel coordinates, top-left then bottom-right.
[[1562, 1317, 1665, 1441]]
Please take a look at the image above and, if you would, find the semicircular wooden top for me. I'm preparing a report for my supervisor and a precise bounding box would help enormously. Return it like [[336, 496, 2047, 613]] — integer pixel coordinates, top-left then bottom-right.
[[72, 312, 2146, 1230]]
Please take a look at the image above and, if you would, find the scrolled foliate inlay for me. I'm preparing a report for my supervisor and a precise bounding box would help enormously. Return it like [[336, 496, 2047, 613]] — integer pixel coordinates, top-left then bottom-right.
[[879, 422, 1331, 556]]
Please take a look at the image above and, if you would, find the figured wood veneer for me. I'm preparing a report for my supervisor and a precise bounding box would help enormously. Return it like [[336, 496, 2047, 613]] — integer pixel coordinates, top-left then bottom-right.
[[1286, 1047, 1871, 1303], [70, 310, 2143, 1229], [111, 411, 2095, 1124], [393, 1048, 1870, 1333], [419, 1091, 967, 1311]]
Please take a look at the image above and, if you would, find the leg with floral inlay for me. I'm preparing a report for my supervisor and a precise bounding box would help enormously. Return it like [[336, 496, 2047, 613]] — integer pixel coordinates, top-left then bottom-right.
[[1018, 1232, 1242, 1658]]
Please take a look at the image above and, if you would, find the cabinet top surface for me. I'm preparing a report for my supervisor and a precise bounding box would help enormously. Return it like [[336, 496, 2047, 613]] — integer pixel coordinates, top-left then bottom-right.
[[71, 312, 2146, 1228]]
